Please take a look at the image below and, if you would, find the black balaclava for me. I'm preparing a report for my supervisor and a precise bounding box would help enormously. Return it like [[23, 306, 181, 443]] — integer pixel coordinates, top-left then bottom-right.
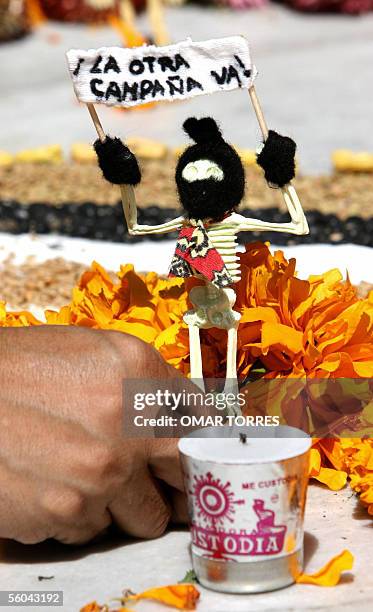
[[175, 117, 245, 221]]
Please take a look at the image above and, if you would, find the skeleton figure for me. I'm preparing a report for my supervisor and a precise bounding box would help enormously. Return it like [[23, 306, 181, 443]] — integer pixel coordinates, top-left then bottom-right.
[[94, 117, 308, 392]]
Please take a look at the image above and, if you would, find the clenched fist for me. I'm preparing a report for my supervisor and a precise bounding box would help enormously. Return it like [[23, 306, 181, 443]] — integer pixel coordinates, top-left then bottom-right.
[[0, 326, 194, 545]]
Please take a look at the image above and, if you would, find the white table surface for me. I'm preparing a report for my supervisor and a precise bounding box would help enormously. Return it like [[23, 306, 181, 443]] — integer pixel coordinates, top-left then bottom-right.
[[0, 485, 371, 611], [1, 233, 372, 282]]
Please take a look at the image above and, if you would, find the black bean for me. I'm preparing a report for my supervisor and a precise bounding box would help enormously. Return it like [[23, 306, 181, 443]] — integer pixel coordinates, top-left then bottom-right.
[[80, 202, 97, 218], [0, 201, 372, 249]]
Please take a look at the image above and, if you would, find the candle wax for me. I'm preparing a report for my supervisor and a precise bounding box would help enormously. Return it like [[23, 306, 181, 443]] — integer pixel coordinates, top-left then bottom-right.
[[179, 425, 311, 464]]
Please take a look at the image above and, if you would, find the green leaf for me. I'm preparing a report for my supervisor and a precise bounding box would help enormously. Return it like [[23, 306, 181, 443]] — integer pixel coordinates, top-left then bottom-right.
[[179, 569, 198, 584]]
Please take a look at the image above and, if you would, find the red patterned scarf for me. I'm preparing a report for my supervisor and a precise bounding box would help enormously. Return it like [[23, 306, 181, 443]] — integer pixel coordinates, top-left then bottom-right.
[[169, 219, 233, 288]]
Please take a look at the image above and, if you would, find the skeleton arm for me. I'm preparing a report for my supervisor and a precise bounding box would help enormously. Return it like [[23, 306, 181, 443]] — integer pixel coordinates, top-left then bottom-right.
[[92, 123, 184, 236], [128, 215, 185, 235], [121, 185, 184, 235], [235, 185, 309, 235], [244, 87, 309, 236]]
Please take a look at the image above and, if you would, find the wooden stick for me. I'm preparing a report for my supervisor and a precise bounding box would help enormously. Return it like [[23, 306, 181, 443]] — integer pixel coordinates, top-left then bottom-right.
[[87, 103, 105, 143], [248, 85, 306, 225], [248, 85, 268, 141], [86, 103, 138, 230]]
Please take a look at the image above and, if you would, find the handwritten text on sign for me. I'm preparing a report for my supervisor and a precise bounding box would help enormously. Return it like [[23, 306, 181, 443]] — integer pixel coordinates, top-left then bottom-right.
[[66, 36, 257, 108]]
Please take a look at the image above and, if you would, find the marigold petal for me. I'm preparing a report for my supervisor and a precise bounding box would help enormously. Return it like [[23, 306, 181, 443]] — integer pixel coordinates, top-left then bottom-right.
[[309, 448, 321, 476], [240, 306, 280, 324], [127, 305, 155, 321], [0, 301, 7, 321], [317, 439, 346, 471], [261, 322, 304, 355], [353, 361, 373, 377], [125, 585, 200, 610], [366, 450, 373, 471], [80, 602, 102, 612], [313, 467, 347, 491], [108, 320, 157, 342], [296, 550, 354, 586], [360, 489, 373, 504], [45, 306, 73, 325]]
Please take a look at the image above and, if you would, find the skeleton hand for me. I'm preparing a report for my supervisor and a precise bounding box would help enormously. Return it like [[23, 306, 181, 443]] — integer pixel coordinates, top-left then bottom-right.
[[256, 130, 296, 188], [94, 136, 141, 185]]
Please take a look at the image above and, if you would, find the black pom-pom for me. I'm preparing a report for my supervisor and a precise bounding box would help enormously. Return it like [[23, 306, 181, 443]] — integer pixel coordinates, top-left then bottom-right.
[[175, 120, 245, 221], [256, 130, 296, 188], [183, 117, 223, 145], [94, 136, 141, 185]]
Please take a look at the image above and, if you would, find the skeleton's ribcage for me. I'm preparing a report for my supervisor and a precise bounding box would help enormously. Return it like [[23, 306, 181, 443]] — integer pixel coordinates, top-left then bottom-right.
[[207, 225, 241, 283]]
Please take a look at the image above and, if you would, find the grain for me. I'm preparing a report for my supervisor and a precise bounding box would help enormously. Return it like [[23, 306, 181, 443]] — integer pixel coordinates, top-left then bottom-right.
[[0, 256, 89, 310]]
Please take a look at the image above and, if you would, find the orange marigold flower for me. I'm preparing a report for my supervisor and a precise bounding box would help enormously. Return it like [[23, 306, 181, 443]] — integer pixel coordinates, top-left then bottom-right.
[[123, 584, 200, 609]]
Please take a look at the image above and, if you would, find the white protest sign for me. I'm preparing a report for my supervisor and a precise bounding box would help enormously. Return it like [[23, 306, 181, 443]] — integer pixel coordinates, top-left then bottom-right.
[[66, 36, 257, 108]]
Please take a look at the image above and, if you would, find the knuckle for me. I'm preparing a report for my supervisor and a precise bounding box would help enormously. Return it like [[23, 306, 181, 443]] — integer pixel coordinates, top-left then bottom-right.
[[103, 330, 139, 359], [42, 488, 85, 523], [110, 331, 165, 375], [90, 330, 126, 376], [91, 395, 122, 433], [104, 398, 123, 430], [89, 443, 121, 487]]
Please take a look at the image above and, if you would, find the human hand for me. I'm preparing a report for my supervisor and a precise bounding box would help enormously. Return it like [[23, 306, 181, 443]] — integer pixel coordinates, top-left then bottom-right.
[[0, 326, 195, 545]]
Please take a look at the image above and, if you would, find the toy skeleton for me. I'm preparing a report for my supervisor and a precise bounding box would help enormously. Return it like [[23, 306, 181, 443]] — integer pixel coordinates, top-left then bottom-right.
[[92, 99, 308, 394]]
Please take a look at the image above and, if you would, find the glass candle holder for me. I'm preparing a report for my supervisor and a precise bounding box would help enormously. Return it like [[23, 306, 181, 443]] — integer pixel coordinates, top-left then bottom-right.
[[179, 425, 311, 593]]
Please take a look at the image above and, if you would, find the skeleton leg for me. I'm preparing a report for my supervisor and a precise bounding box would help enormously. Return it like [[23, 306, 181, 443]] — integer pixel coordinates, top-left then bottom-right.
[[187, 323, 205, 391], [220, 288, 240, 416], [226, 325, 238, 381], [223, 323, 241, 416], [184, 284, 240, 395]]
